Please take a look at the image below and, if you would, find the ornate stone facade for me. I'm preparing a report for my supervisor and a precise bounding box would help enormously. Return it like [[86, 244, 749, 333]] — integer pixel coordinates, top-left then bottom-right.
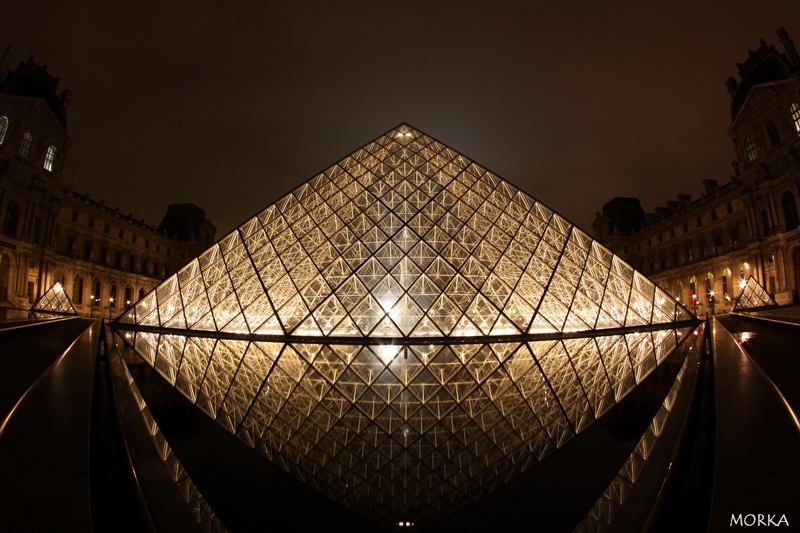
[[0, 45, 215, 316], [594, 28, 800, 314]]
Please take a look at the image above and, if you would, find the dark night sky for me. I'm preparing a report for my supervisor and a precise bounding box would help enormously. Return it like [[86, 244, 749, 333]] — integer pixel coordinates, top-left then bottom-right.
[[2, 1, 799, 238]]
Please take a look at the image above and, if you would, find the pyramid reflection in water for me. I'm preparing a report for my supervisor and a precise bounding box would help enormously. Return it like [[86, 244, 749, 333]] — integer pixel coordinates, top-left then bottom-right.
[[114, 124, 697, 527]]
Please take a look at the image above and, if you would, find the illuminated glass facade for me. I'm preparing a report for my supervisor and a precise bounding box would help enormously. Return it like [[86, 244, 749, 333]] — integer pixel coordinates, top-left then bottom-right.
[[114, 124, 696, 527], [733, 276, 777, 310], [30, 281, 77, 315]]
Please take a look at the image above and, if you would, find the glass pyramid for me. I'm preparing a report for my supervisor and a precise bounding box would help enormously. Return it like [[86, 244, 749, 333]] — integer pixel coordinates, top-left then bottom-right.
[[733, 276, 777, 311], [113, 124, 697, 527], [30, 282, 78, 315]]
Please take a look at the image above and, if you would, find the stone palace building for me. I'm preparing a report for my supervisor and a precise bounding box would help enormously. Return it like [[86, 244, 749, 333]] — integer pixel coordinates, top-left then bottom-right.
[[594, 27, 800, 314], [0, 45, 215, 316]]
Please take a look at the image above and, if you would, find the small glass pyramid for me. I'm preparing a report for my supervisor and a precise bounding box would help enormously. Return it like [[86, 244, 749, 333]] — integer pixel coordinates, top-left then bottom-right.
[[113, 124, 698, 527], [733, 276, 778, 311], [30, 281, 78, 315]]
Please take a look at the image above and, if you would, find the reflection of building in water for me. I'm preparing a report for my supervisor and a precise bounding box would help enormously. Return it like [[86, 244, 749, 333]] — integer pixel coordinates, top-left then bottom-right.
[[115, 123, 698, 529], [594, 27, 800, 313], [0, 45, 215, 314]]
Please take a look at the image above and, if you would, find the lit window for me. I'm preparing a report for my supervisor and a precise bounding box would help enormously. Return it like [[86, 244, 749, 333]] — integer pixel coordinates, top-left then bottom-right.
[[744, 136, 757, 162], [791, 103, 800, 135], [722, 268, 731, 297], [0, 115, 8, 144], [19, 132, 31, 159], [44, 145, 56, 171], [73, 276, 83, 304]]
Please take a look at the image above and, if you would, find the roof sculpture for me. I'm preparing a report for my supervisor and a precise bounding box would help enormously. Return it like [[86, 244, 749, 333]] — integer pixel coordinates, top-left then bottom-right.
[[733, 276, 778, 311], [114, 124, 697, 527], [30, 281, 77, 315]]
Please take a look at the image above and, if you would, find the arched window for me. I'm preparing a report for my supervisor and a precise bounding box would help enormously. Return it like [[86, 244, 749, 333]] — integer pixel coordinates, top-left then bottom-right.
[[44, 145, 57, 172], [110, 285, 117, 308], [19, 132, 31, 159], [93, 281, 102, 306], [674, 280, 683, 303], [721, 268, 731, 298], [0, 253, 9, 300], [689, 276, 697, 304], [744, 135, 757, 162], [766, 119, 780, 147], [73, 276, 84, 304], [739, 262, 751, 294], [0, 115, 8, 145], [783, 191, 800, 231], [791, 102, 800, 135], [138, 288, 145, 301], [124, 286, 132, 306], [2, 200, 21, 239], [705, 272, 715, 300]]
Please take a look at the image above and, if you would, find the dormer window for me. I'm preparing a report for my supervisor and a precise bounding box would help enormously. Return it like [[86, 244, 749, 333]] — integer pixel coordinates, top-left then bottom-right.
[[766, 120, 780, 147], [744, 135, 757, 162], [19, 132, 31, 159], [44, 145, 57, 171], [791, 103, 800, 135], [0, 115, 8, 145]]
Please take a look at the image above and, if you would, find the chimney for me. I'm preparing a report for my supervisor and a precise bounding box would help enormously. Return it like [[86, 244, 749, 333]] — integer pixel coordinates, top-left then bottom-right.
[[777, 27, 800, 67], [703, 179, 719, 195], [724, 77, 738, 97], [0, 44, 16, 83], [60, 89, 73, 108]]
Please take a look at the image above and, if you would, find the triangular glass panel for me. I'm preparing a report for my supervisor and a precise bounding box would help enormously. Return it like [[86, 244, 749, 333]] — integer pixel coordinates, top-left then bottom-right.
[[30, 282, 77, 315], [112, 124, 698, 529]]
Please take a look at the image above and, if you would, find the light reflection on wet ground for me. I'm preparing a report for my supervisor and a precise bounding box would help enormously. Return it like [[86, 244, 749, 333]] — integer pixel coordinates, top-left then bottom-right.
[[733, 332, 756, 343]]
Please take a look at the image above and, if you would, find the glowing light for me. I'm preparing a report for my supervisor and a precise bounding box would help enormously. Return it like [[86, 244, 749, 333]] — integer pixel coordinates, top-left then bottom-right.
[[376, 344, 401, 364], [739, 280, 748, 289], [114, 124, 695, 527]]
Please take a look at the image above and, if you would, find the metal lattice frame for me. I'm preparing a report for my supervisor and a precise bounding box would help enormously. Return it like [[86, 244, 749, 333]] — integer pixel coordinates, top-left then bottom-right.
[[30, 281, 78, 315], [733, 276, 778, 311], [113, 124, 697, 527]]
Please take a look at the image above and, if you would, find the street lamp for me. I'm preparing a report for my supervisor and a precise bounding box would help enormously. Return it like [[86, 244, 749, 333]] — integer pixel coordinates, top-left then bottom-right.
[[90, 294, 94, 318], [108, 297, 114, 319]]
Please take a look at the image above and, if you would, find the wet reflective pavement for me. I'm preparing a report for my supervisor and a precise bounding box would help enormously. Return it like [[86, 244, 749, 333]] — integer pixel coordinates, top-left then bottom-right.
[[708, 315, 800, 532], [0, 319, 98, 532], [1, 313, 799, 531]]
